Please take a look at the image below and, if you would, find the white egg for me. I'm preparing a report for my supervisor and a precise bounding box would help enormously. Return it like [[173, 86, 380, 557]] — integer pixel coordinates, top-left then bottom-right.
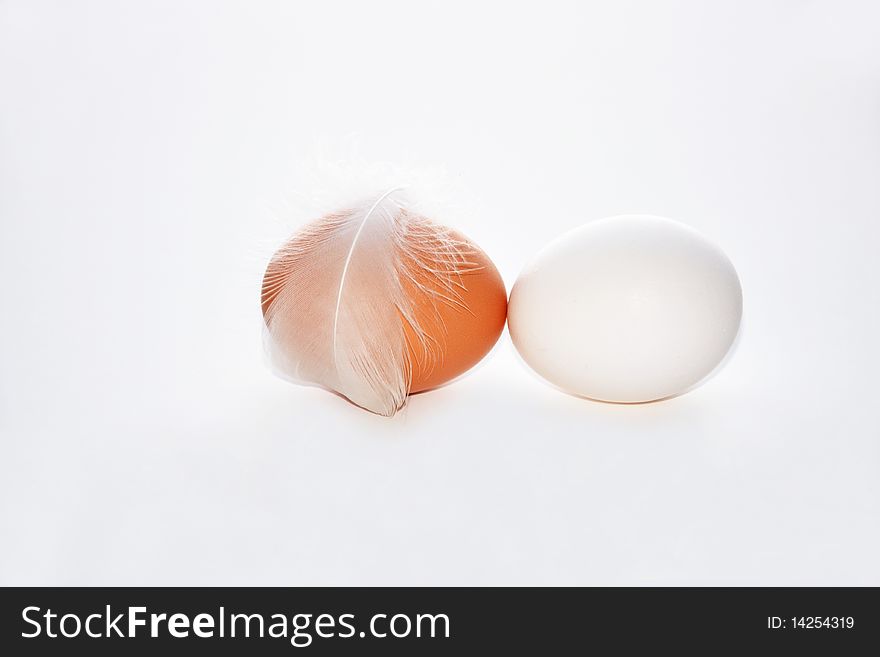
[[508, 215, 742, 403]]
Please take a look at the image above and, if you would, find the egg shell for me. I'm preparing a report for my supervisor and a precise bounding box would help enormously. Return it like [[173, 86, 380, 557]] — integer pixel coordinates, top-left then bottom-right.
[[262, 225, 507, 396], [402, 229, 507, 392], [508, 215, 742, 403]]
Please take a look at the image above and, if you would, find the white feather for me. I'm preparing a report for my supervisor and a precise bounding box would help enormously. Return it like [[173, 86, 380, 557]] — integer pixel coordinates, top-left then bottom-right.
[[262, 189, 478, 416]]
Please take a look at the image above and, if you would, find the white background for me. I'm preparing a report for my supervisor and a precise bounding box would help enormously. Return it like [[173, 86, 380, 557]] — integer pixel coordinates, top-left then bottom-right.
[[1, 0, 878, 585]]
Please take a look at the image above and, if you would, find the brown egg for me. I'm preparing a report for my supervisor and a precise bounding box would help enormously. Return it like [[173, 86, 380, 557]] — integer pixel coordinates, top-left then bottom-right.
[[401, 229, 507, 392], [261, 221, 506, 397]]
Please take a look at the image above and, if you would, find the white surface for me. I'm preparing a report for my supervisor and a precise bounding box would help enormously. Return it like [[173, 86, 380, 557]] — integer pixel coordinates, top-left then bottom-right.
[[1, 0, 878, 585], [508, 215, 742, 403]]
